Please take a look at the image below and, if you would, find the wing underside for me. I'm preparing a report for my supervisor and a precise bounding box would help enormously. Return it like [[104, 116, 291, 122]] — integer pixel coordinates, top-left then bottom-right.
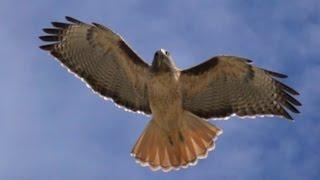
[[180, 56, 301, 120], [39, 16, 152, 114]]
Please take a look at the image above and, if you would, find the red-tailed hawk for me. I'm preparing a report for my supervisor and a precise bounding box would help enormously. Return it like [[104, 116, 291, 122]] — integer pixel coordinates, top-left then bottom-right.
[[39, 17, 301, 172]]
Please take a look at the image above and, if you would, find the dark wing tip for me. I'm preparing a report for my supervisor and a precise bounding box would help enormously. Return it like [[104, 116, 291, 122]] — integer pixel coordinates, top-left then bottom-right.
[[293, 91, 300, 96], [65, 16, 84, 24], [244, 58, 253, 63], [283, 92, 302, 106], [263, 69, 288, 78], [274, 79, 300, 96], [92, 22, 101, 27], [282, 108, 294, 120], [39, 44, 56, 51], [39, 35, 59, 42], [283, 101, 300, 114], [42, 28, 61, 34], [92, 22, 109, 30], [40, 20, 67, 51], [51, 21, 70, 29], [294, 99, 302, 106], [286, 115, 294, 120]]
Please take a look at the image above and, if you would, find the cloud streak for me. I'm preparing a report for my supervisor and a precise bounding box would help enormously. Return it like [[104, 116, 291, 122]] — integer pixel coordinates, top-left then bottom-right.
[[0, 0, 319, 179]]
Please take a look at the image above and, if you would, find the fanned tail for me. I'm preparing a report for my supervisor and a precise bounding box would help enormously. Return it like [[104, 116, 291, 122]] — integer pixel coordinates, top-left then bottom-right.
[[131, 112, 222, 172]]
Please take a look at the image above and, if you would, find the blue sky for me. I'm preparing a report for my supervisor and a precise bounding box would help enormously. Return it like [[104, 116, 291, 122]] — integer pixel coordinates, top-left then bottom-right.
[[0, 0, 319, 179]]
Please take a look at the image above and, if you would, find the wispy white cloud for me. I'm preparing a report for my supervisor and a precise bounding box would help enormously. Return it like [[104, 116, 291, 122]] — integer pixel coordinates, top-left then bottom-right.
[[0, 0, 319, 179]]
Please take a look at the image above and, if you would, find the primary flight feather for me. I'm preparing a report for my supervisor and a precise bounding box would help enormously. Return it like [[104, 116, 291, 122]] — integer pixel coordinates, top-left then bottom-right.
[[39, 16, 301, 172]]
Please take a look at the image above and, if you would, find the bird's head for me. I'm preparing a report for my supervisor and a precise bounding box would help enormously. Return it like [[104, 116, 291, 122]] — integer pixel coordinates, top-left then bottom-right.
[[151, 49, 176, 73]]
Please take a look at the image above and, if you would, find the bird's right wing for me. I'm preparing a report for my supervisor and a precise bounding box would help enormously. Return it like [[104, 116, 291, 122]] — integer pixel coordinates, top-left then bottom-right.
[[39, 17, 151, 114], [180, 56, 301, 120]]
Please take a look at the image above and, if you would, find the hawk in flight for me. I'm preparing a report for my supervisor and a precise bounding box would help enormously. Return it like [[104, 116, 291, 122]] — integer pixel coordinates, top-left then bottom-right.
[[39, 17, 301, 172]]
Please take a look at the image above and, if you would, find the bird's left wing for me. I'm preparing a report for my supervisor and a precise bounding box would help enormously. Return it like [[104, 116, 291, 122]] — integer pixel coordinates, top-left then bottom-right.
[[40, 17, 151, 114], [180, 56, 301, 120]]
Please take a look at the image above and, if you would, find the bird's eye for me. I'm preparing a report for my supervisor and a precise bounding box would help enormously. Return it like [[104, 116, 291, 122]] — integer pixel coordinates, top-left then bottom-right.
[[155, 52, 159, 57], [165, 51, 170, 56]]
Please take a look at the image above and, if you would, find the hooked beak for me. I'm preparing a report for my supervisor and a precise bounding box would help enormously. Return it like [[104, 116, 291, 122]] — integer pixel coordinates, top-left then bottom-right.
[[160, 49, 166, 55]]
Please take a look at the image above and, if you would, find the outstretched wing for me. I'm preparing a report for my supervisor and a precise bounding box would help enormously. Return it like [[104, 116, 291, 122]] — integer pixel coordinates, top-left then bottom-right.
[[180, 56, 301, 120], [39, 16, 151, 114]]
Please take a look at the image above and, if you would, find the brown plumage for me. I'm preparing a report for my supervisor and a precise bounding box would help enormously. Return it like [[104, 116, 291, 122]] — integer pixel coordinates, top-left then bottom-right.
[[39, 17, 301, 172], [180, 56, 301, 120]]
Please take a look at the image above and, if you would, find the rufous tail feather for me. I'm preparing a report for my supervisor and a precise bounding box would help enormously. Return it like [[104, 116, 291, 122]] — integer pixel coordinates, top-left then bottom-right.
[[131, 112, 222, 172]]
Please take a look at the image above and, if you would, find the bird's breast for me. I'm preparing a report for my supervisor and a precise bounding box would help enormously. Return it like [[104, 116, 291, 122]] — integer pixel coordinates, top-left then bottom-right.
[[147, 73, 183, 117]]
